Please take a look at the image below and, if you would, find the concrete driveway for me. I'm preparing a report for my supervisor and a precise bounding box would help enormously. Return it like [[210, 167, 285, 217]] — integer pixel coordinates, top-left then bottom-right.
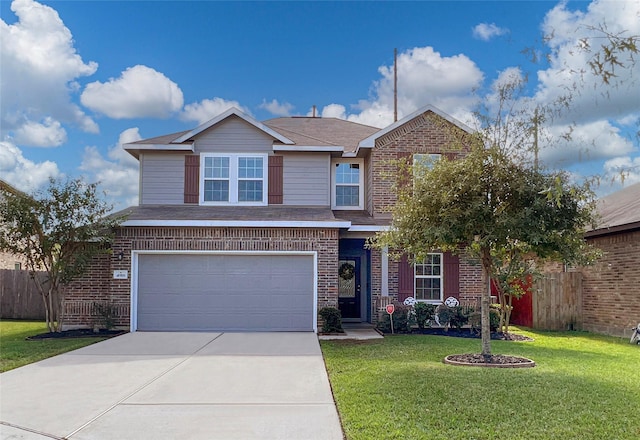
[[0, 332, 343, 440]]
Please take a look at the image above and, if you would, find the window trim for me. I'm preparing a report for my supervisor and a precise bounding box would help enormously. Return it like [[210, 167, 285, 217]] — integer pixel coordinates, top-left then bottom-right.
[[199, 153, 268, 206], [331, 158, 364, 210], [414, 252, 444, 303]]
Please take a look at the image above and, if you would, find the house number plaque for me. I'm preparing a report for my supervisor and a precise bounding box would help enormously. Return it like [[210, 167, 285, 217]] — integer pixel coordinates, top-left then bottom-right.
[[113, 270, 128, 279]]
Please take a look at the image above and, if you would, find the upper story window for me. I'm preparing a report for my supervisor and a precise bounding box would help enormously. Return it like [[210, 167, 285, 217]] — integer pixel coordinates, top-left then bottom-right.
[[413, 153, 441, 177], [332, 159, 364, 210], [415, 253, 443, 302], [200, 153, 267, 205]]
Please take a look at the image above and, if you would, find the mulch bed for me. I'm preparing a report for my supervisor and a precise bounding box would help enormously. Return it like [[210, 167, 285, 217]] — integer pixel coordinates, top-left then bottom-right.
[[385, 327, 534, 342], [27, 329, 126, 340], [444, 353, 536, 368]]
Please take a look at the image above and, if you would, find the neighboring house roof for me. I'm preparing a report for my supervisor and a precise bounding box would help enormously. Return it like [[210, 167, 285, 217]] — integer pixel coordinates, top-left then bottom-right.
[[587, 182, 640, 237], [358, 104, 474, 149], [264, 117, 379, 154], [0, 179, 22, 196]]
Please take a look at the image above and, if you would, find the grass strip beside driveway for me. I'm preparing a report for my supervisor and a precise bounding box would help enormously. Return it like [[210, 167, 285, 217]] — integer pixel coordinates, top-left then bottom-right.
[[0, 320, 108, 372], [321, 328, 640, 440]]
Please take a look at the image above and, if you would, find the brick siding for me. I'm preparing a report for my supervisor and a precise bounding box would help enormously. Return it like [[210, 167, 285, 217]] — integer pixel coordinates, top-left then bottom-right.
[[64, 227, 339, 329], [582, 229, 640, 338], [370, 111, 470, 218]]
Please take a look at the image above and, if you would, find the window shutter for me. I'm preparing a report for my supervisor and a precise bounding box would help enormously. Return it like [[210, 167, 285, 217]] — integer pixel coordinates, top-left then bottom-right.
[[268, 155, 283, 204], [443, 252, 460, 298], [184, 155, 199, 204], [398, 254, 414, 302]]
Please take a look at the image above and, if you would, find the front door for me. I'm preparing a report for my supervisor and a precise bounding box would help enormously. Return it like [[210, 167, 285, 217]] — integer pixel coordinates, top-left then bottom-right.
[[338, 257, 361, 320]]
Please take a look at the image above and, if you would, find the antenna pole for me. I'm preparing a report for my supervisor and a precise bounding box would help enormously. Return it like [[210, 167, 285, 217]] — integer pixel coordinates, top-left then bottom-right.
[[394, 48, 398, 122]]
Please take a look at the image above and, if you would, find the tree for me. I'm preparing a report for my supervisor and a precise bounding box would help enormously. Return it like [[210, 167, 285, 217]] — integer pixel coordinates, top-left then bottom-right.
[[371, 119, 600, 357], [0, 178, 124, 332]]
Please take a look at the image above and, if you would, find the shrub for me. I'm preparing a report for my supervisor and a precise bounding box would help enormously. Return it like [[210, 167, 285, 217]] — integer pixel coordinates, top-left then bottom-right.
[[414, 303, 436, 329], [91, 302, 117, 330], [376, 303, 413, 333], [449, 306, 469, 329], [319, 307, 344, 333], [469, 304, 501, 333]]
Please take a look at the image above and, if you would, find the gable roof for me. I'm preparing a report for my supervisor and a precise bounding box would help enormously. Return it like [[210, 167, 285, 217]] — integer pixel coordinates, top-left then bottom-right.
[[357, 104, 474, 149], [172, 107, 294, 145], [587, 182, 640, 237], [264, 117, 378, 154]]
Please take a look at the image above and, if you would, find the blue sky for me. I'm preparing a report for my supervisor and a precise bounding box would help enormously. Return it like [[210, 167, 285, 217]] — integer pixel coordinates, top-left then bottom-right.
[[1, 0, 639, 209]]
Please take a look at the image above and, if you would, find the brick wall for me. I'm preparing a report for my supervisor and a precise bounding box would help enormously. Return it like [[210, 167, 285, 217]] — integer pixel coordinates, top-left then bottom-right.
[[370, 111, 470, 217], [64, 227, 339, 330], [582, 229, 640, 338]]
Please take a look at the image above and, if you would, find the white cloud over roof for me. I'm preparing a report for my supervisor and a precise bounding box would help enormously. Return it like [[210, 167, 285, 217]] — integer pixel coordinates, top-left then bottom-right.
[[181, 98, 251, 125], [81, 65, 184, 119]]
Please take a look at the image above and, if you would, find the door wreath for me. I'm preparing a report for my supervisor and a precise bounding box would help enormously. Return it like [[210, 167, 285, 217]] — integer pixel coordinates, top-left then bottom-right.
[[339, 262, 355, 280]]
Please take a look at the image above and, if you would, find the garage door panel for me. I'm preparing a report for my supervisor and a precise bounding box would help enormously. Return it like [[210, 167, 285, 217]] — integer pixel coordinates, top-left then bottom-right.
[[136, 254, 314, 331]]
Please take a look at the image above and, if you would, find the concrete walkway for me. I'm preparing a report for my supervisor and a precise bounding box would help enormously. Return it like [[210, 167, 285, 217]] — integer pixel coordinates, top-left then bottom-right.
[[0, 332, 343, 440]]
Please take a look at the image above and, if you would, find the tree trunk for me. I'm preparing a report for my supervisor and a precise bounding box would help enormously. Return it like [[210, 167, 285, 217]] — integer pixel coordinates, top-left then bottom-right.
[[480, 248, 492, 357]]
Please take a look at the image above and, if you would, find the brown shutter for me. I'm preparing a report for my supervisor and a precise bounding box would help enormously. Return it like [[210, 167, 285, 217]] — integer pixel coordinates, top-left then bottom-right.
[[184, 155, 199, 204], [398, 253, 414, 302], [443, 252, 460, 298], [268, 155, 283, 204]]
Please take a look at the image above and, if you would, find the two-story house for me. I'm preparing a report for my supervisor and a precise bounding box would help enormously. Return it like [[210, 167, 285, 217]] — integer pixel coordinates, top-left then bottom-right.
[[64, 105, 484, 332]]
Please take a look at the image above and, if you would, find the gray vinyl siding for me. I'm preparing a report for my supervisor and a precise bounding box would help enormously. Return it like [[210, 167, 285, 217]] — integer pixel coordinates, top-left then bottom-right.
[[140, 153, 185, 205], [194, 115, 274, 154], [282, 153, 330, 206]]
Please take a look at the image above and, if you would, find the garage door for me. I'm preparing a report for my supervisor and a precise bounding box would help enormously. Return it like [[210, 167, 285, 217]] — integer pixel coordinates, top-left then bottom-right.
[[135, 253, 315, 332]]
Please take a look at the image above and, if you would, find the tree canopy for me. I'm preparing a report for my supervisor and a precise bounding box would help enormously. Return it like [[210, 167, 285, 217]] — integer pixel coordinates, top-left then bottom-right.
[[0, 178, 124, 332], [371, 130, 600, 355]]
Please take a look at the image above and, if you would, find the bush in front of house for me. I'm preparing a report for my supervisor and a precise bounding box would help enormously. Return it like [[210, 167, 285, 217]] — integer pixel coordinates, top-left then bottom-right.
[[468, 304, 501, 333], [376, 303, 414, 333], [319, 307, 344, 333], [414, 302, 437, 329]]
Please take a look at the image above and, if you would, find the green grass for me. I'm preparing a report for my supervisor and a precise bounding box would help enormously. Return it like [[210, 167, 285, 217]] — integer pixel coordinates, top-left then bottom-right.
[[0, 320, 107, 372], [321, 328, 640, 440]]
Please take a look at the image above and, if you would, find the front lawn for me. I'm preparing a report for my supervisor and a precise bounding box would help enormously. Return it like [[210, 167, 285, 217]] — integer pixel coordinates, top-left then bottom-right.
[[321, 328, 640, 440], [0, 320, 107, 372]]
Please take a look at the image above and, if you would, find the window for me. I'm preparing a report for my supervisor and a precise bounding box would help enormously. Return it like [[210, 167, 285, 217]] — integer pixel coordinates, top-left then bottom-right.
[[332, 159, 364, 209], [413, 153, 441, 177], [200, 154, 267, 205], [414, 253, 443, 302]]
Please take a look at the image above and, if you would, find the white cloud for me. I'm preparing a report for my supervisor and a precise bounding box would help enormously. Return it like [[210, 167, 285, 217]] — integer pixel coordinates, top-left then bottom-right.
[[259, 99, 294, 117], [472, 23, 508, 41], [0, 140, 61, 192], [81, 65, 184, 119], [181, 98, 250, 125], [602, 156, 640, 190], [528, 0, 640, 172], [0, 0, 99, 138], [317, 104, 347, 119], [315, 46, 483, 128], [13, 117, 67, 147], [540, 120, 636, 166], [79, 128, 141, 209], [537, 0, 640, 123]]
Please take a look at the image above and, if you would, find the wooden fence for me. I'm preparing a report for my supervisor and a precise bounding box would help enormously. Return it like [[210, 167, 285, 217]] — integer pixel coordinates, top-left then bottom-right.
[[0, 269, 47, 320], [532, 272, 582, 331]]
